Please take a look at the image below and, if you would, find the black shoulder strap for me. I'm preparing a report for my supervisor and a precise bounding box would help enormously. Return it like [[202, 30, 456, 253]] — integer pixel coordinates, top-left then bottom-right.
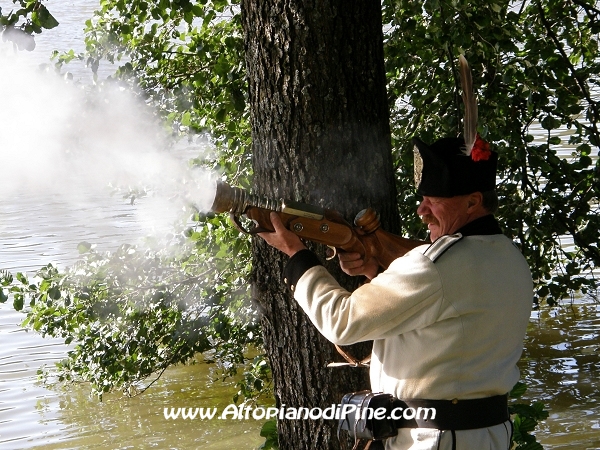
[[423, 233, 463, 262]]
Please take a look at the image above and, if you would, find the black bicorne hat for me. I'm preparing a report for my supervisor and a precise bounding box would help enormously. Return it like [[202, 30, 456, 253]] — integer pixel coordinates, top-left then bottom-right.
[[413, 55, 498, 197], [412, 136, 498, 197]]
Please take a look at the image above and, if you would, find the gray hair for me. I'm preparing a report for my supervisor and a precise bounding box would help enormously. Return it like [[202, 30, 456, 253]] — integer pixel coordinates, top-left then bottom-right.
[[481, 190, 499, 214]]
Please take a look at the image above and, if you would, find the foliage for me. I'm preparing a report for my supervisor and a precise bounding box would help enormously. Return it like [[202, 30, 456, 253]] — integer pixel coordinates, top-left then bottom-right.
[[0, 0, 58, 51], [258, 419, 279, 450], [235, 354, 272, 404], [509, 381, 549, 450], [382, 0, 600, 306], [2, 215, 260, 400]]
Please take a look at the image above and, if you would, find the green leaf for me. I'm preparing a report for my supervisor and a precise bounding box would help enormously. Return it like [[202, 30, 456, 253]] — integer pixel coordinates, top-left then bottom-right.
[[78, 241, 93, 254], [577, 144, 591, 156], [181, 111, 191, 126], [48, 286, 61, 300], [540, 116, 560, 130], [191, 5, 204, 17], [214, 55, 230, 76], [0, 288, 8, 304], [0, 271, 13, 286], [548, 136, 561, 145], [13, 294, 24, 311], [536, 285, 549, 298], [32, 5, 59, 30], [509, 381, 527, 399], [579, 155, 592, 168], [258, 419, 279, 450]]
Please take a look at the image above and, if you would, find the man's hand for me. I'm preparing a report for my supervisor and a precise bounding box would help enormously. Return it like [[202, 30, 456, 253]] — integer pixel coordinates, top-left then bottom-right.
[[257, 212, 307, 257], [338, 251, 380, 280]]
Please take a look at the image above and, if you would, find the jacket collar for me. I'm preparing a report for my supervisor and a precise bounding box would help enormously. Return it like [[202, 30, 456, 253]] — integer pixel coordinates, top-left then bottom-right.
[[456, 214, 503, 236]]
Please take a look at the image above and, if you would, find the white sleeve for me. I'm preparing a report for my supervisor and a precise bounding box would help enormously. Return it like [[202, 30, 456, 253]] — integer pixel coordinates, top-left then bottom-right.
[[293, 252, 447, 345]]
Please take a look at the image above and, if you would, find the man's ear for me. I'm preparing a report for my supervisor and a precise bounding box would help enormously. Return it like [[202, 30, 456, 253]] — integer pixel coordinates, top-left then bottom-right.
[[467, 192, 483, 210]]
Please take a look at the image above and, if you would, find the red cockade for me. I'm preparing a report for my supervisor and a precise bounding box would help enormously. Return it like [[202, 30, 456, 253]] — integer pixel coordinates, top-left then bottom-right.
[[471, 135, 492, 161]]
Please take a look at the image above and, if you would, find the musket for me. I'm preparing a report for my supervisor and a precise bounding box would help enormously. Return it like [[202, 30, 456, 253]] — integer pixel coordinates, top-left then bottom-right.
[[210, 182, 424, 270]]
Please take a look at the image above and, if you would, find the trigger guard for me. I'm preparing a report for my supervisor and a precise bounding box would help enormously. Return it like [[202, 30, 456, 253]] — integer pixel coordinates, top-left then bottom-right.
[[229, 213, 270, 234], [325, 246, 337, 260], [229, 213, 252, 234]]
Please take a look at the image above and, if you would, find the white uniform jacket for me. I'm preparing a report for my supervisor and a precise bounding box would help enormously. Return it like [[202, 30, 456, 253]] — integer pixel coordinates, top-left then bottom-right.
[[284, 216, 533, 450]]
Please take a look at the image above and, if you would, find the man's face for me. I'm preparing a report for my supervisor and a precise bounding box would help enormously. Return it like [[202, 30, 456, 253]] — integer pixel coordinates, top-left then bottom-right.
[[417, 195, 472, 242]]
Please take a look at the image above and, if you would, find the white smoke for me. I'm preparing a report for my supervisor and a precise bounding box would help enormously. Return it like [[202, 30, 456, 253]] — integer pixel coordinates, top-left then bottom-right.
[[0, 49, 217, 238]]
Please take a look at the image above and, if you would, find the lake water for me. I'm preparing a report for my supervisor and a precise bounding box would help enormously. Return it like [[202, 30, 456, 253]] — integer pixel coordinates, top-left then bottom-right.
[[1, 2, 600, 449]]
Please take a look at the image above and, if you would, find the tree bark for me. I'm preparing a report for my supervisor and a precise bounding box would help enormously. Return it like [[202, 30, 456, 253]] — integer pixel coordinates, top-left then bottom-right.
[[241, 1, 398, 448]]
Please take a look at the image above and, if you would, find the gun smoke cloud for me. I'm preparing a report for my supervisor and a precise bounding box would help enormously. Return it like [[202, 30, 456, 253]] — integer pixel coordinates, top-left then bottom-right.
[[0, 50, 218, 252]]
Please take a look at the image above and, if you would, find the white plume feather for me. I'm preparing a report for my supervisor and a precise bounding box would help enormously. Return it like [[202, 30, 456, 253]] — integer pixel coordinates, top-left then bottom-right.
[[459, 55, 478, 156]]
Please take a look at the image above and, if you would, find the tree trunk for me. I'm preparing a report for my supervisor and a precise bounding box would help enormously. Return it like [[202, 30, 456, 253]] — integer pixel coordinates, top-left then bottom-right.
[[241, 1, 398, 448]]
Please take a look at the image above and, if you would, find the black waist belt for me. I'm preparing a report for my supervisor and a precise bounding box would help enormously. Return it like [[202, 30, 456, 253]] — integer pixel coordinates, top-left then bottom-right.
[[392, 394, 509, 430]]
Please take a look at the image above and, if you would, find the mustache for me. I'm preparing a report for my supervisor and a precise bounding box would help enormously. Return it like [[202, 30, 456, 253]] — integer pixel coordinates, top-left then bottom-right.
[[420, 215, 438, 226]]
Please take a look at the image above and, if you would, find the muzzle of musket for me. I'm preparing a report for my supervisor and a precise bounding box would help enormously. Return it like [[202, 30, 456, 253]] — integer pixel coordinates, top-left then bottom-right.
[[210, 181, 284, 217], [210, 181, 286, 234], [210, 181, 248, 216]]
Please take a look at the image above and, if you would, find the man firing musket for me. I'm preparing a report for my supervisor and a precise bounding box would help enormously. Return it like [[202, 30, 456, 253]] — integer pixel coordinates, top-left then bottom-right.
[[255, 56, 533, 450]]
